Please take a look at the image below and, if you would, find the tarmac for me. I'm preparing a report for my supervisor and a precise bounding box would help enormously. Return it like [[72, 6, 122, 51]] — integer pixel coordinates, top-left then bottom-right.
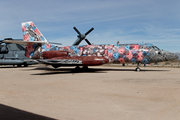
[[0, 65, 180, 120]]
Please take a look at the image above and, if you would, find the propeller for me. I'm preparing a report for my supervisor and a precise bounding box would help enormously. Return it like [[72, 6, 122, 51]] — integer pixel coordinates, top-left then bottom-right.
[[73, 27, 94, 45]]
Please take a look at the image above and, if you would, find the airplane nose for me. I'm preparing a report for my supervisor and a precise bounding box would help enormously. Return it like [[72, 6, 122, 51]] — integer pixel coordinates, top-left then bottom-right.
[[165, 52, 178, 60], [175, 54, 179, 59], [160, 51, 178, 61]]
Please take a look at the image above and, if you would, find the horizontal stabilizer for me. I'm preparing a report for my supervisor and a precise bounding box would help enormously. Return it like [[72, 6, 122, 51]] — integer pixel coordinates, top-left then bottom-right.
[[2, 40, 47, 45]]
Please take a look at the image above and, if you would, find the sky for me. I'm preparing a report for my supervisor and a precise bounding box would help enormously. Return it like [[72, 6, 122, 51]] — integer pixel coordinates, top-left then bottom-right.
[[0, 0, 180, 52]]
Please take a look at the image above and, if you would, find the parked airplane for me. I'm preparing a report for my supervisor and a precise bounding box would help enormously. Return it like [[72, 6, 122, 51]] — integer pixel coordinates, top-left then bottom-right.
[[3, 21, 178, 71], [0, 38, 37, 67]]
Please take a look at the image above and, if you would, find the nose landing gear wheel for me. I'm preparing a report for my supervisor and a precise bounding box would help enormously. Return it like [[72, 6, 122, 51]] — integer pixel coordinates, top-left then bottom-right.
[[135, 63, 141, 72], [135, 67, 141, 72]]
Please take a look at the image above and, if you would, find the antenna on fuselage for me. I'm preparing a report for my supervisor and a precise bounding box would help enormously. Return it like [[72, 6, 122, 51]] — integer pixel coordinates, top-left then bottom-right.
[[117, 41, 119, 45]]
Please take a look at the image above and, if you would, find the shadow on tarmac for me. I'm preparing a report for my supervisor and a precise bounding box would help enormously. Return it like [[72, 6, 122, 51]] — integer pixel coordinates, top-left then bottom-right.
[[0, 104, 55, 120], [29, 66, 170, 75]]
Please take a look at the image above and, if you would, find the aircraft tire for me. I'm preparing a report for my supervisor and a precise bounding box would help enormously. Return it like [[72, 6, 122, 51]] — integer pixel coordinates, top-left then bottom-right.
[[135, 67, 140, 72], [75, 66, 80, 69], [24, 64, 28, 67], [17, 65, 22, 67], [83, 66, 88, 69], [52, 65, 60, 68]]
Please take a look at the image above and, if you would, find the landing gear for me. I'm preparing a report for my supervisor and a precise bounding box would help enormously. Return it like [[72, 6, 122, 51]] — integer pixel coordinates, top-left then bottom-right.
[[82, 66, 88, 69], [135, 63, 141, 72], [24, 63, 28, 67], [52, 65, 60, 68], [17, 64, 22, 67], [135, 67, 141, 72], [75, 66, 80, 69]]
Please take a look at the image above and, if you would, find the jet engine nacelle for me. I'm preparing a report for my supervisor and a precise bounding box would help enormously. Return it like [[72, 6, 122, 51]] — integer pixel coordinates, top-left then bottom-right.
[[42, 50, 68, 59], [0, 47, 8, 54], [81, 56, 109, 66]]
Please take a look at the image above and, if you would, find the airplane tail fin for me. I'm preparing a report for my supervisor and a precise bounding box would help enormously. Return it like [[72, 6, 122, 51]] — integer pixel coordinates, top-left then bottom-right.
[[22, 21, 54, 58]]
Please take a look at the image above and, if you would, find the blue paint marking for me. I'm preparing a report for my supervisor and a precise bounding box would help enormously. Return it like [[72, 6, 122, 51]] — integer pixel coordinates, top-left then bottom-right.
[[32, 26, 36, 30], [41, 36, 45, 41], [70, 46, 76, 50], [142, 58, 149, 64], [132, 50, 137, 54], [113, 52, 120, 60], [108, 50, 112, 53], [51, 45, 55, 49], [93, 49, 97, 52], [74, 48, 80, 54], [114, 45, 119, 47], [33, 44, 37, 49], [42, 44, 46, 50], [29, 51, 34, 57], [125, 45, 130, 50], [79, 45, 84, 47], [131, 58, 136, 62], [29, 36, 34, 41], [145, 44, 154, 47], [25, 23, 30, 28]]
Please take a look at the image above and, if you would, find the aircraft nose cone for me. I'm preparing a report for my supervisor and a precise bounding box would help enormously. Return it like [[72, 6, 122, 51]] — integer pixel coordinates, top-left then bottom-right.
[[174, 54, 179, 59], [165, 52, 178, 60]]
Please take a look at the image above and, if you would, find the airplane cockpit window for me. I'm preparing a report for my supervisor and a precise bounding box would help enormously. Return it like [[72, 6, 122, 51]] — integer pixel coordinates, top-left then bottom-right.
[[144, 43, 153, 49], [0, 43, 6, 47], [153, 46, 160, 51]]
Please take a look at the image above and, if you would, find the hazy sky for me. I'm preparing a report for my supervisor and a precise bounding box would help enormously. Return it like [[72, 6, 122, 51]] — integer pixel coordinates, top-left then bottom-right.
[[0, 0, 180, 52]]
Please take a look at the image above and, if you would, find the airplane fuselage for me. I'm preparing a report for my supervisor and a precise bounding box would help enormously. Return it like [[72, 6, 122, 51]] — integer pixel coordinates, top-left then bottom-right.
[[35, 43, 177, 66]]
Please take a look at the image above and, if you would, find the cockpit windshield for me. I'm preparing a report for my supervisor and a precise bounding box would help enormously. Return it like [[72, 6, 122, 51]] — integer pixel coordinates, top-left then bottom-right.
[[144, 43, 154, 48], [153, 46, 160, 50]]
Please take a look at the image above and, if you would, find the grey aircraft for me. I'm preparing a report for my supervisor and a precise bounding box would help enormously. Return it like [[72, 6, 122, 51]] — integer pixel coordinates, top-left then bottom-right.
[[0, 38, 37, 67]]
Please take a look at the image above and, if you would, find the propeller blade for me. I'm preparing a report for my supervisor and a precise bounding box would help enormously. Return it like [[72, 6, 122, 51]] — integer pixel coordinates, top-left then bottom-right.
[[73, 27, 81, 36], [85, 39, 91, 45], [85, 27, 94, 36]]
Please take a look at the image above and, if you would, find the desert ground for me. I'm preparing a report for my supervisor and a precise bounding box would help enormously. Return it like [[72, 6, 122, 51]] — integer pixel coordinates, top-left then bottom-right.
[[0, 65, 180, 120]]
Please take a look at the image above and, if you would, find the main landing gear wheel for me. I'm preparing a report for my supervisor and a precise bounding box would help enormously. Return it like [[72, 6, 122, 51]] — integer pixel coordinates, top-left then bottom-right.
[[17, 65, 22, 67], [82, 66, 88, 69], [52, 65, 60, 68], [24, 64, 28, 67], [75, 66, 80, 69]]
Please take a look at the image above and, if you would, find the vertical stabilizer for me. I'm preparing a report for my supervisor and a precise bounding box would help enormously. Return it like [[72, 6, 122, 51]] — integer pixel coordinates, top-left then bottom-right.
[[22, 21, 53, 59], [22, 21, 48, 43]]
